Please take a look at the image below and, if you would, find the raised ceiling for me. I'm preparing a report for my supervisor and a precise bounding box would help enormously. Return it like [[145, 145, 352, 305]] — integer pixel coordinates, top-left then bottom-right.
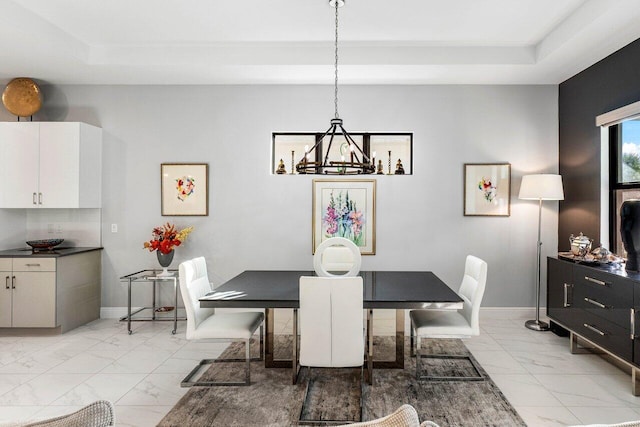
[[1, 0, 640, 85]]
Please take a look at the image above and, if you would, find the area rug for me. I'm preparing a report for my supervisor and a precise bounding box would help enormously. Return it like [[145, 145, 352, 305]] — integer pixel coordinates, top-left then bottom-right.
[[158, 337, 525, 427]]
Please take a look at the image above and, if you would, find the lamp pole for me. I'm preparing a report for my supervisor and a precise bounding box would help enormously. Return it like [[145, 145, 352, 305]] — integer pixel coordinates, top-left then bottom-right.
[[525, 198, 549, 331]]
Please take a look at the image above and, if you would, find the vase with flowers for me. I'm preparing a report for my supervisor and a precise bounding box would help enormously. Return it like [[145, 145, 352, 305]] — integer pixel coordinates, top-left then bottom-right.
[[143, 223, 194, 276]]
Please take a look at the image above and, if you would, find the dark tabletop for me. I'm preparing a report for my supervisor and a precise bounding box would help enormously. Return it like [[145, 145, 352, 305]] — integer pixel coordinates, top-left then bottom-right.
[[200, 270, 462, 309]]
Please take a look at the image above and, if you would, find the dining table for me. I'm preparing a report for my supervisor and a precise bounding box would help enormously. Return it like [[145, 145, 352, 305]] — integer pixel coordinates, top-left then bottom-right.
[[199, 270, 463, 383]]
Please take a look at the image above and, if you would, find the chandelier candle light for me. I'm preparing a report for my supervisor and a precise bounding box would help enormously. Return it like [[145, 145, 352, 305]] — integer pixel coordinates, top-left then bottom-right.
[[295, 0, 375, 175], [519, 174, 564, 331]]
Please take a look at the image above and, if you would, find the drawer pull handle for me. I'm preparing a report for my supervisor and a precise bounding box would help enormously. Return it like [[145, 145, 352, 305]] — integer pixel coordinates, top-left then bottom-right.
[[24, 263, 41, 267], [583, 323, 606, 336], [585, 276, 608, 286], [584, 297, 607, 309], [11, 276, 15, 289], [632, 308, 636, 340], [38, 193, 42, 205], [5, 276, 8, 290], [32, 192, 37, 205], [563, 283, 572, 307]]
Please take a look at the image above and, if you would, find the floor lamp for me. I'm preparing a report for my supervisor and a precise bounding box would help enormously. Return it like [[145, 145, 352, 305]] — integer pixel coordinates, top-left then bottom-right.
[[519, 174, 564, 331]]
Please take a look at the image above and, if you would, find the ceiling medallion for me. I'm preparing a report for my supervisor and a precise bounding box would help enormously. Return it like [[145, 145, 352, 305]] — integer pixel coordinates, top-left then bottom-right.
[[296, 0, 374, 175]]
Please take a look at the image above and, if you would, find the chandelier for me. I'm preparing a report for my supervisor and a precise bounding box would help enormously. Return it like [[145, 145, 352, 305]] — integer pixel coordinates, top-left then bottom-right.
[[296, 0, 375, 175]]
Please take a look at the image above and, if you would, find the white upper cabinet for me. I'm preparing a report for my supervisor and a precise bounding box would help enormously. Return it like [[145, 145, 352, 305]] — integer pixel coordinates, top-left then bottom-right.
[[0, 122, 102, 208]]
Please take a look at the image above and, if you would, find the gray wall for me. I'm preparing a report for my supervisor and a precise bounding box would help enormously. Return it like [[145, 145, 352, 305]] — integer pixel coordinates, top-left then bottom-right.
[[0, 84, 558, 308]]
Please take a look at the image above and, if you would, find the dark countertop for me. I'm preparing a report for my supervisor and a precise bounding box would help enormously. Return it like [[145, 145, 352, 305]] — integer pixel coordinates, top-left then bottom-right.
[[0, 247, 103, 258], [553, 255, 640, 283]]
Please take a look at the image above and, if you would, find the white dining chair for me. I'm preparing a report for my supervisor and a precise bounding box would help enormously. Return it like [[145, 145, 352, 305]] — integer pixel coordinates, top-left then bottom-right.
[[179, 257, 264, 386], [313, 237, 362, 277], [296, 275, 366, 421], [409, 255, 487, 381]]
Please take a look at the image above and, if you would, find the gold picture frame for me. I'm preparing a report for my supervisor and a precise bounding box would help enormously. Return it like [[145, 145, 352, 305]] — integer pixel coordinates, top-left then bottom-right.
[[312, 179, 376, 255], [463, 163, 511, 217], [161, 163, 209, 216]]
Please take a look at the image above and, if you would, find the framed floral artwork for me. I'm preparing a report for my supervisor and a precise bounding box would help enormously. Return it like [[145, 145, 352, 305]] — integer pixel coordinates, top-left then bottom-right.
[[464, 163, 511, 216], [161, 163, 209, 216], [312, 179, 376, 255]]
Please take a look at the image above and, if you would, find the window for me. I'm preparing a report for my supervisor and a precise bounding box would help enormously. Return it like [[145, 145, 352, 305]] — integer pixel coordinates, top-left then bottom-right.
[[272, 132, 412, 175], [610, 119, 640, 255], [615, 119, 640, 184]]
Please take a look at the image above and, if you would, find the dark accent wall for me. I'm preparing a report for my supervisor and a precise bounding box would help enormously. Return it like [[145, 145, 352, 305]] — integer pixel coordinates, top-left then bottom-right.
[[559, 38, 640, 251]]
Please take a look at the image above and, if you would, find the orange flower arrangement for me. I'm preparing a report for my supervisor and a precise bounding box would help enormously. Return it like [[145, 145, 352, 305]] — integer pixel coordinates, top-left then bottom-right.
[[143, 223, 194, 254]]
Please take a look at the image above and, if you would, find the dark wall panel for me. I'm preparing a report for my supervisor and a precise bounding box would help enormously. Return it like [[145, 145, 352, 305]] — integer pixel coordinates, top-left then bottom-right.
[[559, 38, 640, 251]]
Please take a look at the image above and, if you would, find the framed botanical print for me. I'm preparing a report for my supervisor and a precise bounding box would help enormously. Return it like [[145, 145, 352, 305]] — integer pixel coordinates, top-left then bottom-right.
[[312, 179, 376, 255], [464, 163, 511, 216], [161, 163, 209, 216]]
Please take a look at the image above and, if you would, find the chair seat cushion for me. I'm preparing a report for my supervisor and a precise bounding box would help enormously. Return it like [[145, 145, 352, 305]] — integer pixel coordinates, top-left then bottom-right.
[[191, 311, 264, 340], [410, 310, 473, 338]]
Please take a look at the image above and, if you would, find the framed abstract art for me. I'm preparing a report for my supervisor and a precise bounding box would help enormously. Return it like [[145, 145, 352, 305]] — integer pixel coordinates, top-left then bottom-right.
[[161, 163, 209, 216], [312, 179, 376, 255], [464, 163, 511, 217]]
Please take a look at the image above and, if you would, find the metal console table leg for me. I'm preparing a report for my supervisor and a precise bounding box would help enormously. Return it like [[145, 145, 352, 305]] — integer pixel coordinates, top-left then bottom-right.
[[119, 269, 183, 335]]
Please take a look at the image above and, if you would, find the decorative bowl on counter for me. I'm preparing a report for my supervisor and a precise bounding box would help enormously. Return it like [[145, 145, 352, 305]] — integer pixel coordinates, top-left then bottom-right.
[[26, 239, 64, 250]]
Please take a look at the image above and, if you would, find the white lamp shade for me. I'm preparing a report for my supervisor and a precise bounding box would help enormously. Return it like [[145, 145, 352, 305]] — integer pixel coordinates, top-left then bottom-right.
[[519, 174, 564, 200]]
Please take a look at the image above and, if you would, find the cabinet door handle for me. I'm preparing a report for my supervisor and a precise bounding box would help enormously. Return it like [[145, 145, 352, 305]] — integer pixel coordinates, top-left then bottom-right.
[[24, 263, 41, 267], [583, 323, 606, 336], [32, 192, 37, 205], [584, 276, 608, 286], [5, 276, 8, 290], [563, 283, 572, 307], [11, 276, 15, 289], [38, 193, 42, 205], [632, 308, 636, 340], [584, 297, 608, 309]]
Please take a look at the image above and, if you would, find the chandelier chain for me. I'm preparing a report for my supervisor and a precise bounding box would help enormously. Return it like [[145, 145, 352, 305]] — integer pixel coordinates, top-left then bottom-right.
[[334, 0, 339, 119]]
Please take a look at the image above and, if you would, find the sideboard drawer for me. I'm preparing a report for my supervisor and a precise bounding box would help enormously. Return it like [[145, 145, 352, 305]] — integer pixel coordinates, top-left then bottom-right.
[[573, 272, 633, 329], [574, 265, 631, 293], [574, 310, 633, 363]]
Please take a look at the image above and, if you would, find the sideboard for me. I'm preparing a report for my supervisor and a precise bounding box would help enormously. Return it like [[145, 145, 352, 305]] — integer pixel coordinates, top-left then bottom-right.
[[547, 256, 640, 394]]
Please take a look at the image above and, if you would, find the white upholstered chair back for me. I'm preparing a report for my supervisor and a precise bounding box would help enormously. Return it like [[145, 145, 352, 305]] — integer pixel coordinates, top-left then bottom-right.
[[313, 237, 362, 277], [299, 276, 364, 368], [322, 246, 355, 272], [179, 257, 215, 340], [458, 255, 488, 336]]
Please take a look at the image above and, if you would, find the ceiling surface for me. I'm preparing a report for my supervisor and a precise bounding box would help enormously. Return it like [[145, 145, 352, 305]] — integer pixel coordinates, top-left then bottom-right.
[[1, 0, 640, 85]]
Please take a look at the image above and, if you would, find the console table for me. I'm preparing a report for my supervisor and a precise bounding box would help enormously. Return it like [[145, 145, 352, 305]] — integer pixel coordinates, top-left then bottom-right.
[[119, 269, 185, 334], [547, 257, 640, 394]]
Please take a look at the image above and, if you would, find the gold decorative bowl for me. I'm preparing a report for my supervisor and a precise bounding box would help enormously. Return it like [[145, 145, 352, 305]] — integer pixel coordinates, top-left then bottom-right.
[[2, 78, 42, 117]]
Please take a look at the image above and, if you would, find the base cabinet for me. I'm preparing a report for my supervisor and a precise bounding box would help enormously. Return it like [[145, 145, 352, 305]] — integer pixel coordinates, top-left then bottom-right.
[[0, 251, 101, 332], [0, 258, 55, 328]]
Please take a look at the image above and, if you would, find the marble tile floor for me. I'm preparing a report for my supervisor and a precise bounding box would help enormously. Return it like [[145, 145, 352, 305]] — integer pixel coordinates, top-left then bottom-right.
[[0, 310, 639, 426]]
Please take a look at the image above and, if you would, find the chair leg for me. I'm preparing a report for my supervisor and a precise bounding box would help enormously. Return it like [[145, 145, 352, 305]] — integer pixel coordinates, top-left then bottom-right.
[[415, 336, 421, 380], [259, 324, 264, 359], [181, 338, 253, 387], [415, 337, 484, 382], [245, 337, 251, 384], [297, 366, 364, 425], [410, 325, 416, 357]]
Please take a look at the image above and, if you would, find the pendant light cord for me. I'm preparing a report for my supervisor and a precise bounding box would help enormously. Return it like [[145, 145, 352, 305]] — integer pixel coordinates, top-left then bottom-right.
[[334, 0, 340, 120]]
